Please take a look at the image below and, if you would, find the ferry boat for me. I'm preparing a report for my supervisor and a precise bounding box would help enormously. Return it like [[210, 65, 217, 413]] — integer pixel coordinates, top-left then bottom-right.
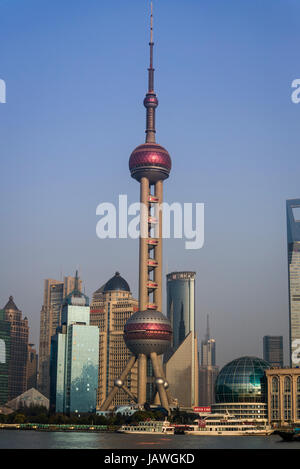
[[184, 413, 273, 436], [118, 419, 174, 435]]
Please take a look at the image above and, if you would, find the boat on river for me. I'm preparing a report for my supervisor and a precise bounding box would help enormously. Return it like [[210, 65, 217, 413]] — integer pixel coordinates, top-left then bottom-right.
[[183, 413, 273, 436], [118, 419, 174, 435]]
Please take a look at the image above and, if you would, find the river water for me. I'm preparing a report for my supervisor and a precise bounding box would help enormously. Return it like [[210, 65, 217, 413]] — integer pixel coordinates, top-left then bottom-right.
[[0, 430, 300, 449]]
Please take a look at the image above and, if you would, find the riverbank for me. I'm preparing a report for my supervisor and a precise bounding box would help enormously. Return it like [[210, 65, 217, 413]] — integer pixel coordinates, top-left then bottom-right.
[[0, 423, 116, 432]]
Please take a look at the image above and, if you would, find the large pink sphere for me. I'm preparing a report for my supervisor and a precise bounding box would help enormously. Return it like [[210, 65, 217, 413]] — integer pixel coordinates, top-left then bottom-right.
[[129, 143, 171, 184], [124, 310, 172, 356]]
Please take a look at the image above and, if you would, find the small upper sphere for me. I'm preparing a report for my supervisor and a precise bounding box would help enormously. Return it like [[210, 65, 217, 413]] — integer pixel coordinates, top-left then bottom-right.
[[129, 143, 172, 184], [143, 93, 158, 108], [124, 309, 172, 357]]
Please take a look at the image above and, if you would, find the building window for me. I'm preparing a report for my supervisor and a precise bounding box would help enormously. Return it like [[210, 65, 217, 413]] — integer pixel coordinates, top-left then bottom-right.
[[284, 376, 292, 422], [271, 377, 279, 421]]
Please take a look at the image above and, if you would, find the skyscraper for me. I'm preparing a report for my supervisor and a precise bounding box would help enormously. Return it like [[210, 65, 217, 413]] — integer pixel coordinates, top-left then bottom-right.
[[166, 272, 196, 349], [90, 272, 139, 409], [100, 3, 174, 413], [201, 315, 216, 366], [26, 343, 38, 390], [165, 332, 199, 408], [165, 271, 198, 408], [263, 336, 284, 368], [50, 273, 99, 414], [38, 274, 82, 397], [0, 308, 10, 405], [199, 315, 219, 406], [286, 199, 300, 367], [3, 296, 29, 400]]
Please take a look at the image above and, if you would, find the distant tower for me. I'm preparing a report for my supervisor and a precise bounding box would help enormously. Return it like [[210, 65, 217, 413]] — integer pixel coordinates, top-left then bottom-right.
[[100, 2, 174, 413], [201, 314, 216, 366], [199, 314, 218, 406], [287, 199, 300, 367]]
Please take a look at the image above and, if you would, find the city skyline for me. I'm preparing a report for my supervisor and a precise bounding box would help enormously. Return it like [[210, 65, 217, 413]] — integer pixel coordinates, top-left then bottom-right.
[[1, 0, 300, 368]]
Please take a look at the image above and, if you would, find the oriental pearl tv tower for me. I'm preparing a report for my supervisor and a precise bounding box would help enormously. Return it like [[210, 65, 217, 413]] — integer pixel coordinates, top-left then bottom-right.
[[100, 2, 173, 413]]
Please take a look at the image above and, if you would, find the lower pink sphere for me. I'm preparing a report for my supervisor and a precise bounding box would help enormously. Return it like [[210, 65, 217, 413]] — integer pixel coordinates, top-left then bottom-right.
[[124, 310, 172, 356]]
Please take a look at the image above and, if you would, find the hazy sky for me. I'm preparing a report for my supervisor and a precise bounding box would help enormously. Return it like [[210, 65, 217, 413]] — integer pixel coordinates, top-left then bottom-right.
[[1, 0, 300, 368]]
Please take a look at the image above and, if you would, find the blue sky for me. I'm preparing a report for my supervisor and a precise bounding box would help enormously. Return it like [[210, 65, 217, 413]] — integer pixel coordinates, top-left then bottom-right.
[[1, 0, 300, 367]]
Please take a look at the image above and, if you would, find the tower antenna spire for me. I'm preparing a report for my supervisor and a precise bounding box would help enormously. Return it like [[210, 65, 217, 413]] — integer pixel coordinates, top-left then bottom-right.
[[144, 0, 158, 143]]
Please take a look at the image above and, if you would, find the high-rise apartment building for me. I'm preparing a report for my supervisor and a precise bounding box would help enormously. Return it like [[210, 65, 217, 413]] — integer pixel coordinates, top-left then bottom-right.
[[38, 274, 82, 397], [50, 274, 99, 414], [90, 272, 139, 409], [166, 272, 196, 349], [3, 296, 29, 400], [287, 199, 300, 367], [0, 308, 10, 405], [263, 336, 284, 368]]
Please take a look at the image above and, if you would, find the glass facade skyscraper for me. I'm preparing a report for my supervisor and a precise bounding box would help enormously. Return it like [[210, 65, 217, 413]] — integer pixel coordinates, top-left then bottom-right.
[[166, 272, 196, 349], [287, 199, 300, 367], [50, 274, 99, 414]]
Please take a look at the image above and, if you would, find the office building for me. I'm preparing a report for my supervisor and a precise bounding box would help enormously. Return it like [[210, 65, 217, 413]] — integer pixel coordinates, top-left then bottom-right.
[[50, 273, 99, 414], [38, 274, 82, 397], [166, 272, 196, 350], [0, 309, 10, 405], [165, 332, 199, 408], [3, 296, 29, 401], [287, 199, 300, 367], [263, 336, 284, 368], [90, 272, 139, 409]]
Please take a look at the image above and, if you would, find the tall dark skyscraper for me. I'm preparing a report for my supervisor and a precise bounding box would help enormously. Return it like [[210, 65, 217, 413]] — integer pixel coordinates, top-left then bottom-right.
[[263, 336, 283, 368], [100, 2, 174, 413], [199, 314, 218, 406], [201, 314, 216, 366], [3, 296, 29, 400], [286, 199, 300, 367], [0, 308, 10, 405]]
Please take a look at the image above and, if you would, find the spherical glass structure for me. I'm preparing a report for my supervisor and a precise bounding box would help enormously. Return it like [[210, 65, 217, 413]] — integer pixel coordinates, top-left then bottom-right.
[[215, 356, 270, 403]]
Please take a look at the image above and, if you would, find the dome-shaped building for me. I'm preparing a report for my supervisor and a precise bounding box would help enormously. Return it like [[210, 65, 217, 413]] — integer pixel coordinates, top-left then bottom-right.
[[103, 272, 130, 293], [212, 356, 271, 420]]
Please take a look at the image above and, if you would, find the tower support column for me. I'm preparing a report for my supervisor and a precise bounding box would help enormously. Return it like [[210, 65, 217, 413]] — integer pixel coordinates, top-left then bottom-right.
[[100, 355, 137, 410], [138, 353, 147, 405], [150, 351, 170, 412], [154, 180, 163, 311], [139, 177, 149, 311]]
